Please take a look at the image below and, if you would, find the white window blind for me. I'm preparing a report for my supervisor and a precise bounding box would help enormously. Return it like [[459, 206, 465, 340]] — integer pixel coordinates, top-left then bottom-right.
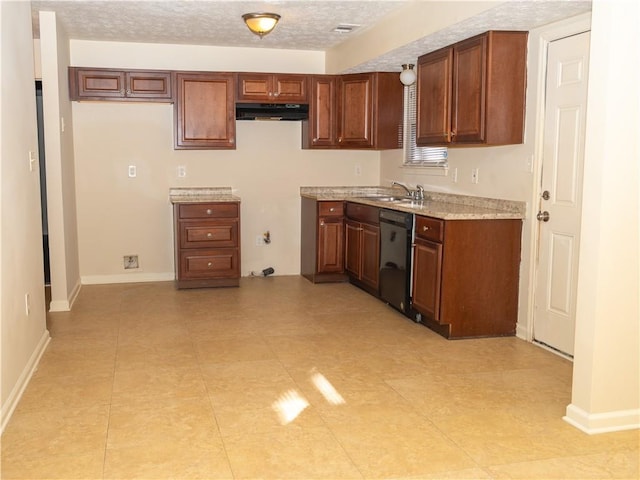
[[403, 83, 448, 167]]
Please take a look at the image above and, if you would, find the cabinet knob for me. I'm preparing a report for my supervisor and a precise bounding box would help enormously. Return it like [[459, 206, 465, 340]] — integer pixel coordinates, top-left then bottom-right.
[[312, 138, 318, 142], [320, 220, 325, 226], [423, 226, 430, 231], [207, 262, 212, 267], [206, 209, 212, 215], [126, 89, 131, 95], [338, 137, 343, 143], [268, 92, 273, 96], [273, 92, 279, 97], [207, 232, 212, 238], [329, 208, 335, 212]]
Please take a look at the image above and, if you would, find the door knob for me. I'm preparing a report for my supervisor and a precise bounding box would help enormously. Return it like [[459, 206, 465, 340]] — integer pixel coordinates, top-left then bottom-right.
[[537, 211, 550, 222], [542, 190, 550, 200]]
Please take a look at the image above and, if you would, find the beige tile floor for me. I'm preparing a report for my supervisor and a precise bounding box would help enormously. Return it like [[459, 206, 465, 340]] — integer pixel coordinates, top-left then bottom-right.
[[1, 276, 638, 479]]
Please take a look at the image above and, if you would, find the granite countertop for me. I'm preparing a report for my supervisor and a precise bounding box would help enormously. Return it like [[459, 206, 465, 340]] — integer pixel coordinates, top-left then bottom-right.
[[300, 186, 525, 220], [169, 187, 241, 204]]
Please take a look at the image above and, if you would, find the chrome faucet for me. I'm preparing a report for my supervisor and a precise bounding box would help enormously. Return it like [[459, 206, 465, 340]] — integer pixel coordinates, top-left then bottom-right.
[[391, 181, 414, 198], [391, 181, 425, 201]]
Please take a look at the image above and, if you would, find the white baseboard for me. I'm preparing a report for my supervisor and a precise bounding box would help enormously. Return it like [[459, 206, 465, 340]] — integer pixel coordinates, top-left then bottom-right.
[[564, 403, 640, 434], [1, 330, 51, 434], [81, 272, 175, 285], [48, 278, 82, 312]]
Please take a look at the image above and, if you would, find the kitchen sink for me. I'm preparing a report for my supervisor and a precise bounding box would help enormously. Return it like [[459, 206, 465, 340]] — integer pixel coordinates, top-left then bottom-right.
[[357, 195, 416, 204]]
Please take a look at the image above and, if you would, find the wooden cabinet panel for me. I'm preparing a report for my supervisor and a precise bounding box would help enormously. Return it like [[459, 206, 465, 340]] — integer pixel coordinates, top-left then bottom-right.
[[412, 238, 443, 322], [174, 202, 240, 288], [302, 76, 338, 148], [69, 67, 172, 102], [174, 72, 235, 149], [318, 218, 344, 274], [345, 203, 380, 294], [300, 197, 346, 283], [338, 74, 373, 148], [236, 73, 308, 103], [416, 49, 453, 145], [416, 30, 527, 147]]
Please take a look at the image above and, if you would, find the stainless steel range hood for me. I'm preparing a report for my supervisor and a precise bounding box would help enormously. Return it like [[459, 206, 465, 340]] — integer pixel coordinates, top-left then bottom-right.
[[235, 103, 309, 121]]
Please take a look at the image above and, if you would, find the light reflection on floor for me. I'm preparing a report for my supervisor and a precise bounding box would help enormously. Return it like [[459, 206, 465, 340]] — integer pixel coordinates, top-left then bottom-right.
[[272, 369, 345, 424]]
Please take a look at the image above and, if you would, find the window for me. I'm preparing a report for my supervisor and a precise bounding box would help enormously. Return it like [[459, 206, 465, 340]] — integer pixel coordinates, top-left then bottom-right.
[[403, 83, 448, 167]]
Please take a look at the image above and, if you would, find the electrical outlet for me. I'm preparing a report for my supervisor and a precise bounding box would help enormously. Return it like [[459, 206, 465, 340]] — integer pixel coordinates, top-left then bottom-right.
[[128, 165, 136, 178], [355, 165, 362, 176], [471, 168, 479, 184], [451, 167, 458, 183], [177, 166, 186, 178], [123, 255, 139, 269]]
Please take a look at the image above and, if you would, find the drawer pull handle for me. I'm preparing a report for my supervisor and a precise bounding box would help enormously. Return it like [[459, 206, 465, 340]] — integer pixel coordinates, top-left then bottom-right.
[[207, 232, 212, 238], [206, 209, 212, 215]]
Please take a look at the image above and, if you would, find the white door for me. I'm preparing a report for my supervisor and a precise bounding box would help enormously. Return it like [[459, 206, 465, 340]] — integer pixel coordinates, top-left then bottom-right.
[[533, 31, 590, 356]]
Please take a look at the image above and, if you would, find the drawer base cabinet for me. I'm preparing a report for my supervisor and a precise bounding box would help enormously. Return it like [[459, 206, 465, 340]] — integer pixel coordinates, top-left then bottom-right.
[[300, 197, 347, 283], [173, 202, 240, 289], [412, 216, 522, 338]]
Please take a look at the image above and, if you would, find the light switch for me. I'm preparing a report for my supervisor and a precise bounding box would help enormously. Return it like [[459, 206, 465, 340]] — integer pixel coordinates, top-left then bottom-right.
[[128, 165, 136, 178]]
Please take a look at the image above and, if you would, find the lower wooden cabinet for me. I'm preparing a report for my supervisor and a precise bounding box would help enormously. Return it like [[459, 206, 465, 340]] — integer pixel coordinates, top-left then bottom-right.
[[173, 202, 240, 288], [300, 197, 346, 283], [411, 215, 522, 338], [345, 202, 380, 294]]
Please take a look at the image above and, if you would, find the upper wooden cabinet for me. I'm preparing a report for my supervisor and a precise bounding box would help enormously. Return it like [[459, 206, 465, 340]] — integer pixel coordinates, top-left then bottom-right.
[[173, 72, 236, 149], [69, 67, 172, 102], [236, 73, 308, 103], [302, 75, 338, 149], [337, 73, 403, 150], [303, 72, 403, 150], [416, 31, 528, 146]]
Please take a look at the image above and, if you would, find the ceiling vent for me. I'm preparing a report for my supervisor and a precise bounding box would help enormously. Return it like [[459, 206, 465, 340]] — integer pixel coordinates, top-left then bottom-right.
[[333, 24, 360, 34]]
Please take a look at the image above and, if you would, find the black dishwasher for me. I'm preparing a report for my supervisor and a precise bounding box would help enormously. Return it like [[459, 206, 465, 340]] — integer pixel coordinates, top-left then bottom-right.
[[379, 209, 414, 316]]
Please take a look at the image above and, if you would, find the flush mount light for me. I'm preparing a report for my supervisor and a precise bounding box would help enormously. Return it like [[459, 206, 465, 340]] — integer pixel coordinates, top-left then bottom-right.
[[242, 12, 281, 38], [399, 63, 416, 86]]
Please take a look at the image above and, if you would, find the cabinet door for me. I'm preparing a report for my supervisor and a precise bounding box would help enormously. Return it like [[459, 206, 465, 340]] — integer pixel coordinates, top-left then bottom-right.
[[337, 74, 373, 148], [412, 238, 443, 322], [236, 73, 271, 102], [237, 73, 308, 103], [451, 35, 487, 143], [174, 72, 235, 149], [317, 217, 344, 273], [126, 71, 172, 100], [74, 69, 126, 99], [416, 48, 453, 145], [304, 76, 337, 148], [361, 223, 380, 290], [344, 220, 362, 277], [273, 74, 308, 102]]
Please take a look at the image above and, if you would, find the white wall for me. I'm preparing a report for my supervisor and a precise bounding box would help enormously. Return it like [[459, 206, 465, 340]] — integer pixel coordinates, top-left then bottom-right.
[[40, 11, 81, 311], [565, 0, 640, 433], [0, 1, 50, 432], [70, 41, 381, 282]]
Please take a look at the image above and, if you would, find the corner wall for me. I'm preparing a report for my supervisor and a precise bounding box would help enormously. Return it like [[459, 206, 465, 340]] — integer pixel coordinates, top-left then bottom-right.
[[0, 1, 49, 433]]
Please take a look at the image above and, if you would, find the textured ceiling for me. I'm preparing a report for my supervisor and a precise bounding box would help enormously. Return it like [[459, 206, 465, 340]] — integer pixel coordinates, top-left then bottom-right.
[[31, 0, 592, 73]]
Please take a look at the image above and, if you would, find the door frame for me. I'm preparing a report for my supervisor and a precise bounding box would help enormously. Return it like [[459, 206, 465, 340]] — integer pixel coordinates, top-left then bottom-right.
[[524, 12, 591, 352]]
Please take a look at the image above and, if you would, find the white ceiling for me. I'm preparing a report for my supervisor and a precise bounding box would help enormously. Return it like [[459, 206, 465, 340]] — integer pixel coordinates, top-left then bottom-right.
[[30, 0, 592, 73]]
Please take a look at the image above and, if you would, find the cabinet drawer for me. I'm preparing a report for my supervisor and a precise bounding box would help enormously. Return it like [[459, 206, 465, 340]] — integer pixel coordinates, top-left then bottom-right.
[[177, 202, 238, 219], [346, 202, 379, 225], [415, 216, 444, 242], [179, 221, 238, 248], [179, 249, 239, 279], [318, 201, 344, 217]]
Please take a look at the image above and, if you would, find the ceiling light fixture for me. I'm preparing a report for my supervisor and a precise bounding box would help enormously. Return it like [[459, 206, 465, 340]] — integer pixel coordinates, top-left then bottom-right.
[[242, 12, 281, 38], [399, 64, 416, 86]]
